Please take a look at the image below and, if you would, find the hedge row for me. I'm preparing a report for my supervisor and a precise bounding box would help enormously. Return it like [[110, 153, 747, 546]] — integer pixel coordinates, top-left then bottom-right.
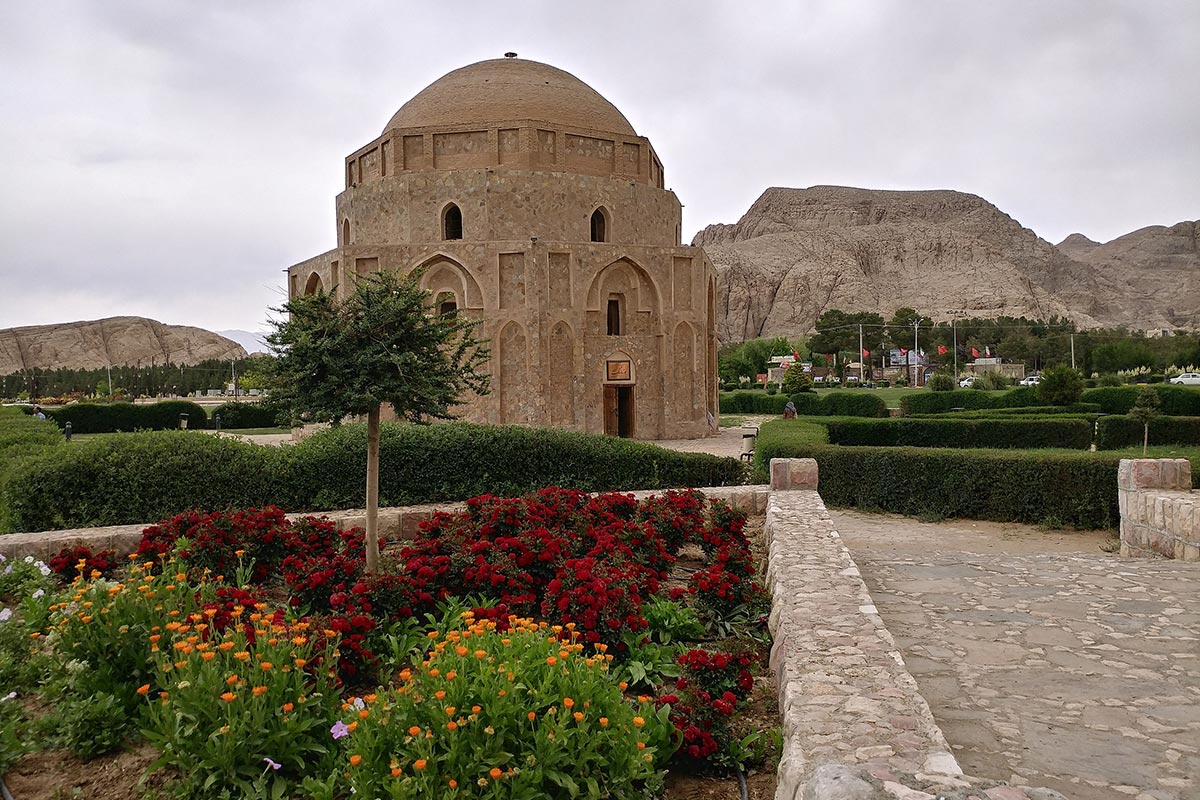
[[819, 417, 1094, 450], [899, 386, 1042, 415], [913, 403, 1101, 419], [2, 422, 747, 532], [1095, 415, 1200, 450], [0, 407, 63, 531], [752, 420, 1122, 528], [1081, 386, 1200, 415], [210, 401, 284, 429], [45, 401, 209, 433], [720, 391, 888, 418]]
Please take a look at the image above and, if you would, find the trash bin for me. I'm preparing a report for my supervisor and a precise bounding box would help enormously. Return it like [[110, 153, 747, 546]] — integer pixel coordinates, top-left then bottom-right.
[[741, 426, 758, 461], [214, 413, 221, 432], [179, 413, 189, 430], [64, 421, 72, 442]]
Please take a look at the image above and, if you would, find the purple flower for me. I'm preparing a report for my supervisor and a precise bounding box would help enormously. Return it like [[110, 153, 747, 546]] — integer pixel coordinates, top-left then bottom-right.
[[330, 720, 349, 740], [263, 756, 281, 771]]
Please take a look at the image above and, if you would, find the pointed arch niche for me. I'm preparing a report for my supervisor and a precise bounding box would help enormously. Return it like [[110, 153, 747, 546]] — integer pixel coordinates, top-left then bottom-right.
[[303, 272, 325, 296], [416, 254, 485, 310], [548, 321, 576, 427], [585, 258, 660, 335], [497, 321, 532, 425], [672, 321, 697, 421]]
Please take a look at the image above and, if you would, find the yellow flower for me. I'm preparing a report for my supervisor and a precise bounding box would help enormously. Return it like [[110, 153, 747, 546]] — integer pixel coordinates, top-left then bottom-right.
[[633, 716, 645, 728], [233, 651, 250, 661]]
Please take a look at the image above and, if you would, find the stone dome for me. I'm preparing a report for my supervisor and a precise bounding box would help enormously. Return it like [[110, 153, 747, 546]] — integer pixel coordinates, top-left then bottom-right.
[[384, 58, 637, 136]]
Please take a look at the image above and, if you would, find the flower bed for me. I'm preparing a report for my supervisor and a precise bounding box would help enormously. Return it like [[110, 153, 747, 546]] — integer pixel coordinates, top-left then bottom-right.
[[0, 488, 778, 799]]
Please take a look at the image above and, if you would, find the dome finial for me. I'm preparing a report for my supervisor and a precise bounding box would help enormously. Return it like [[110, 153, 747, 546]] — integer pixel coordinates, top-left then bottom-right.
[[504, 51, 517, 58]]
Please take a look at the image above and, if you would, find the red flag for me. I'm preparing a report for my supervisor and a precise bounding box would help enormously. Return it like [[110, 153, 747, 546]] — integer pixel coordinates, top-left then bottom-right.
[[900, 348, 908, 356], [971, 347, 981, 358], [862, 348, 870, 357], [792, 351, 800, 361], [937, 345, 948, 356]]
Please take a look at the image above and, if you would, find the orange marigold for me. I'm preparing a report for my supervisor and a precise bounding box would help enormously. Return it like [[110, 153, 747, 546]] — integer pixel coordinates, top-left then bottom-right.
[[136, 684, 150, 695], [349, 755, 362, 766], [220, 692, 236, 703], [414, 759, 427, 771]]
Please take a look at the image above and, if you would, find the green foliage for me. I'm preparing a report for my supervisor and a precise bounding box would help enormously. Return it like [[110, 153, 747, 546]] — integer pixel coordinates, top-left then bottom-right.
[[211, 401, 284, 429], [900, 390, 996, 415], [336, 622, 672, 800], [266, 271, 489, 425], [717, 337, 798, 380], [1038, 365, 1085, 406], [1080, 385, 1200, 416], [753, 420, 1121, 528], [926, 373, 956, 392], [1090, 340, 1156, 374], [913, 404, 1101, 419], [1094, 415, 1200, 450], [818, 392, 888, 418], [972, 371, 1012, 391], [47, 400, 209, 433], [781, 366, 813, 394], [719, 392, 789, 415], [819, 418, 1093, 450], [3, 424, 744, 532], [641, 597, 705, 646], [807, 310, 886, 356]]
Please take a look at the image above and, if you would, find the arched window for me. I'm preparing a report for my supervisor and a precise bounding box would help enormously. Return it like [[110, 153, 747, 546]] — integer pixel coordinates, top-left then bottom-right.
[[436, 291, 458, 316], [342, 219, 350, 245], [443, 204, 463, 241], [590, 207, 608, 243], [606, 294, 623, 336]]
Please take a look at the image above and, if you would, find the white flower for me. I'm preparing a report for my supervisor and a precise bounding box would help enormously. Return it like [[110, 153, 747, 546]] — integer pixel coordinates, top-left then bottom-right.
[[1, 692, 16, 702], [3, 565, 11, 575], [31, 589, 44, 599], [0, 608, 11, 622], [0, 553, 6, 562]]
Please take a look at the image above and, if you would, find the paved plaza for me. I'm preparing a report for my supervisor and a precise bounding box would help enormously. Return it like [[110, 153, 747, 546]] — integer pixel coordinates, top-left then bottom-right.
[[836, 511, 1200, 800]]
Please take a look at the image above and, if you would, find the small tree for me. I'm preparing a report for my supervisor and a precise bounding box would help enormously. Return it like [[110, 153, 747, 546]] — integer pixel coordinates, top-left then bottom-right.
[[1037, 364, 1084, 406], [926, 373, 955, 392], [266, 271, 490, 572], [781, 365, 813, 394], [1129, 386, 1161, 455]]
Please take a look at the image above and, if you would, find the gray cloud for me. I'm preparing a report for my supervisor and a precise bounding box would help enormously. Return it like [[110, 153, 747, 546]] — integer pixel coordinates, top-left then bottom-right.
[[0, 0, 1196, 333]]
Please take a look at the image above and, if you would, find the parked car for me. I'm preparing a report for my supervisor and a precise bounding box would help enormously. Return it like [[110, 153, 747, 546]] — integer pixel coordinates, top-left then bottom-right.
[[1019, 374, 1042, 386], [1169, 372, 1200, 385], [958, 375, 977, 388]]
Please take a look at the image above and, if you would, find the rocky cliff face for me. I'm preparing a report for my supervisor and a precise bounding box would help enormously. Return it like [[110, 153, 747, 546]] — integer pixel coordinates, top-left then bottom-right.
[[1056, 221, 1200, 328], [696, 186, 1188, 342], [0, 317, 248, 374]]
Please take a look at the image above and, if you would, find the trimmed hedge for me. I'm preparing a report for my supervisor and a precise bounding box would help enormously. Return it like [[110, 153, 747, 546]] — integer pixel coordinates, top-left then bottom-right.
[[900, 390, 997, 415], [0, 407, 63, 531], [819, 417, 1093, 450], [1096, 415, 1200, 450], [1, 422, 747, 532], [210, 401, 284, 429], [913, 403, 1101, 419], [47, 401, 209, 433], [753, 419, 1121, 528], [1082, 385, 1200, 416], [719, 391, 887, 417]]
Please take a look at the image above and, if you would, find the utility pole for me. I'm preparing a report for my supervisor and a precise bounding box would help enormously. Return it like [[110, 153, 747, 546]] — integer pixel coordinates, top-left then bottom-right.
[[858, 323, 865, 383], [913, 318, 923, 387], [952, 320, 958, 382], [1070, 334, 1076, 370]]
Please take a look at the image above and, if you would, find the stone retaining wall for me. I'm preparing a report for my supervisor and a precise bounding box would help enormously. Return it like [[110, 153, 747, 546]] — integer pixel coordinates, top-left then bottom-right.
[[1118, 458, 1200, 561]]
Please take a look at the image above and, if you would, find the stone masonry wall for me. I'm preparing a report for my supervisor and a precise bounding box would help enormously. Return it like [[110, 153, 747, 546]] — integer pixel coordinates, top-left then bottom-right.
[[1118, 458, 1200, 561]]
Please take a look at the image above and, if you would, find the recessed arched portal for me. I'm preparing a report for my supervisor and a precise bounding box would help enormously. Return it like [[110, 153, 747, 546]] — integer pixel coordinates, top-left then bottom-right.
[[303, 272, 324, 296]]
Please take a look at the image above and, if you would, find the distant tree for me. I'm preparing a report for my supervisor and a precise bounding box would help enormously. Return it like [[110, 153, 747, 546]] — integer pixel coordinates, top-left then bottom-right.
[[1129, 386, 1161, 455], [782, 365, 814, 394], [1089, 341, 1155, 374], [1038, 364, 1084, 406], [266, 271, 490, 571], [926, 373, 955, 392]]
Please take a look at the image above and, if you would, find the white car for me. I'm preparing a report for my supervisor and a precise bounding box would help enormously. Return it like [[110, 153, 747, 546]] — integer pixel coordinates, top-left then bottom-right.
[[1169, 372, 1200, 385], [1019, 375, 1041, 386], [958, 375, 977, 388]]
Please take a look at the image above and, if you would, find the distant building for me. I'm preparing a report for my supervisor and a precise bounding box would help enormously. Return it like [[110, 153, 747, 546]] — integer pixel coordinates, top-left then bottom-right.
[[287, 57, 716, 439]]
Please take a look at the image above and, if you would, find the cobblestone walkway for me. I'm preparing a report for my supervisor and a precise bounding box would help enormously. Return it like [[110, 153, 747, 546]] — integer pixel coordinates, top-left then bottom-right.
[[836, 511, 1200, 800]]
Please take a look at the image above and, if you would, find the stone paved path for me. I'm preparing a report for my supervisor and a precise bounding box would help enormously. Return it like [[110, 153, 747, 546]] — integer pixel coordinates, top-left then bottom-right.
[[835, 511, 1200, 800], [655, 417, 771, 459]]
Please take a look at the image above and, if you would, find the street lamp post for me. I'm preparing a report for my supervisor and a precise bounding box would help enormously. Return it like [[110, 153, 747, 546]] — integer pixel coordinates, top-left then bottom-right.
[[912, 318, 924, 387]]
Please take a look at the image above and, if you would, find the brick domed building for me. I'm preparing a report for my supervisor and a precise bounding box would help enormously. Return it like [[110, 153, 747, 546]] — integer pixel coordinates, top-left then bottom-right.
[[288, 56, 716, 439]]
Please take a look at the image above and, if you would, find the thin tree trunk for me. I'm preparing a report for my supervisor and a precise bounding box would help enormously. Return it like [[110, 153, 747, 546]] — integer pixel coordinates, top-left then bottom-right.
[[365, 405, 381, 573], [1143, 423, 1149, 456]]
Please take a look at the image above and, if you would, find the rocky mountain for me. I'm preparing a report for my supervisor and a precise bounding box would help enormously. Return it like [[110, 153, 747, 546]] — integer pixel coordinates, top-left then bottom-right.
[[0, 317, 248, 375], [1056, 221, 1200, 328], [695, 185, 1191, 342]]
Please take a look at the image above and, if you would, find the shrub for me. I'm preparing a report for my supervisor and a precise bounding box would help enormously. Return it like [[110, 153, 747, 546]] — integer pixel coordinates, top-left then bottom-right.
[[1095, 415, 1200, 450], [781, 367, 813, 394], [1038, 365, 1085, 406], [926, 373, 956, 392], [335, 617, 672, 800], [753, 419, 1121, 528], [718, 391, 789, 415], [47, 400, 208, 433], [900, 390, 996, 415], [2, 423, 744, 533], [1098, 373, 1123, 387], [913, 404, 1101, 418], [1082, 385, 1200, 416], [820, 392, 888, 418], [210, 401, 285, 429], [819, 418, 1093, 450], [973, 371, 1012, 391], [3, 431, 283, 532], [48, 546, 119, 580]]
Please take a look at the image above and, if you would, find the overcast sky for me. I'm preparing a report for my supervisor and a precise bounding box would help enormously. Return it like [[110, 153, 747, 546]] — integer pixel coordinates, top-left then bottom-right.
[[1, 1, 1196, 334]]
